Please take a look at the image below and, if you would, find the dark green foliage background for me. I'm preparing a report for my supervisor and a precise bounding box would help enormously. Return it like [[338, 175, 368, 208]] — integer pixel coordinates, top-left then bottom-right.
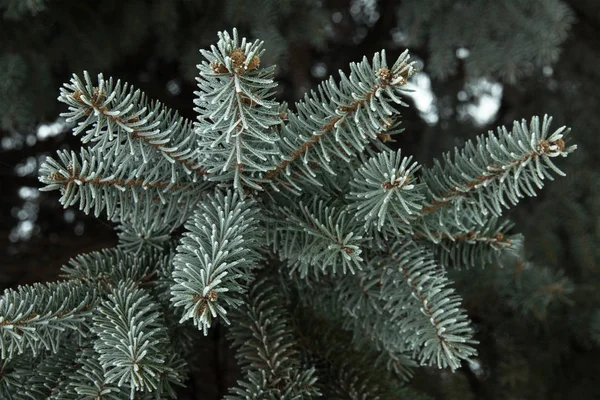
[[1, 0, 599, 398]]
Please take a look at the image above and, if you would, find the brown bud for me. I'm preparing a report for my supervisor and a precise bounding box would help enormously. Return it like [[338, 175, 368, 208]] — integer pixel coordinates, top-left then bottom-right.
[[72, 90, 83, 102], [229, 48, 246, 73], [247, 55, 261, 71], [377, 133, 392, 142], [553, 138, 565, 151], [211, 61, 228, 74], [377, 67, 391, 84], [207, 291, 218, 302], [537, 139, 551, 153]]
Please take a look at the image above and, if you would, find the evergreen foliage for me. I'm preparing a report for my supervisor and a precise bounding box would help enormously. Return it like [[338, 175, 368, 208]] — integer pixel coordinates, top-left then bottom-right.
[[1, 25, 579, 399], [0, 0, 329, 131], [224, 275, 320, 399], [395, 0, 574, 82], [171, 190, 261, 333]]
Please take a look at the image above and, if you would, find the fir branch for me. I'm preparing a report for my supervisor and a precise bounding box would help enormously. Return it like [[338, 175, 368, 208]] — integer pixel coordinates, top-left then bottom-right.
[[60, 247, 170, 289], [267, 197, 365, 277], [170, 190, 262, 334], [387, 242, 478, 370], [116, 221, 175, 254], [324, 364, 431, 400], [0, 281, 97, 360], [39, 147, 207, 227], [195, 28, 282, 193], [59, 71, 206, 179], [413, 217, 523, 268], [228, 282, 300, 374], [418, 115, 576, 224], [224, 368, 318, 400], [225, 275, 319, 399], [40, 148, 194, 204], [328, 366, 374, 400], [63, 349, 129, 399], [264, 50, 415, 192], [0, 354, 36, 399], [290, 299, 419, 398], [320, 259, 421, 381], [335, 262, 386, 319], [43, 69, 213, 244], [55, 347, 186, 400], [92, 282, 181, 398], [346, 149, 425, 233], [20, 345, 80, 399]]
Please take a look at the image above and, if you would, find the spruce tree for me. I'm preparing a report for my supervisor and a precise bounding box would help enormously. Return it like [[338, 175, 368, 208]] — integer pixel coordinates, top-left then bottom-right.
[[0, 26, 577, 400]]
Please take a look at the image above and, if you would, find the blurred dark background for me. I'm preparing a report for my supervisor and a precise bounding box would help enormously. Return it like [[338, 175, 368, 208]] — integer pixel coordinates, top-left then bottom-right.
[[1, 0, 599, 398]]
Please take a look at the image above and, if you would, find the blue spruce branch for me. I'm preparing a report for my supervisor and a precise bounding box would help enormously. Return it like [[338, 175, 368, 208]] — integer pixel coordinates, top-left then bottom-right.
[[4, 26, 575, 398]]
